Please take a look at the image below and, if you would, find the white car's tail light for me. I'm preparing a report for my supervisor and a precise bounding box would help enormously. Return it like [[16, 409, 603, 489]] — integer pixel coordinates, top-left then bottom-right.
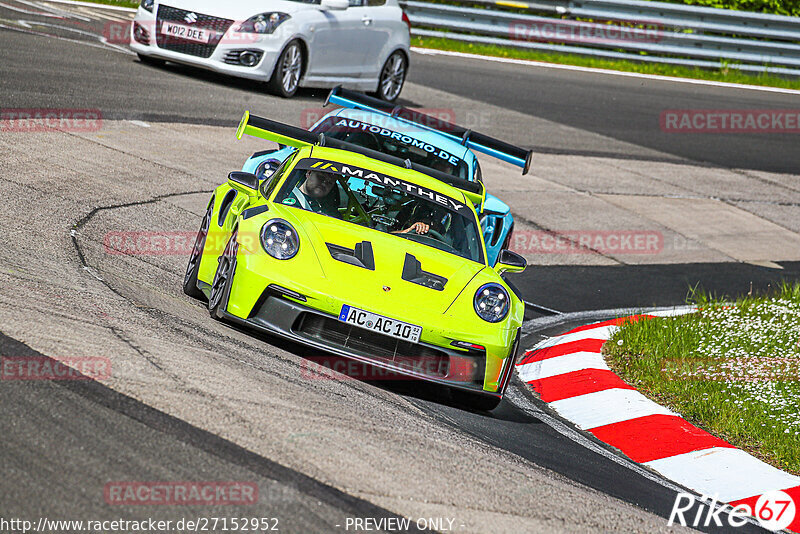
[[402, 11, 411, 32]]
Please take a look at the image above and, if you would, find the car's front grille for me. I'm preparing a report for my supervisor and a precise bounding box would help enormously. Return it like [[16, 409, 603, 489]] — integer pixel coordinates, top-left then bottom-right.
[[155, 5, 234, 58], [294, 313, 450, 378], [222, 50, 242, 65]]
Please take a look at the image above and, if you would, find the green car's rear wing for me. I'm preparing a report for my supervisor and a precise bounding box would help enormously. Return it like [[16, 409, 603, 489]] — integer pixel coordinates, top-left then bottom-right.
[[325, 86, 533, 175], [236, 111, 485, 204]]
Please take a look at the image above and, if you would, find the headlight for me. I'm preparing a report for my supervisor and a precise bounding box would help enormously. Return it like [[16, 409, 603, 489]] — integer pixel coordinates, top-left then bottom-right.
[[140, 0, 154, 13], [260, 219, 299, 260], [238, 13, 290, 34], [473, 283, 510, 323]]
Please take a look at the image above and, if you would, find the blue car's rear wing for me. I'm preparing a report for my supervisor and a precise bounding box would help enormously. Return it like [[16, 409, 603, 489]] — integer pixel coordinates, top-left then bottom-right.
[[325, 86, 533, 175], [236, 111, 484, 198]]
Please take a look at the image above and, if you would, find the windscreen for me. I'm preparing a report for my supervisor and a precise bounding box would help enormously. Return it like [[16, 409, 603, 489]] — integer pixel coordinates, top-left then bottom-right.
[[311, 117, 470, 181], [273, 158, 484, 264]]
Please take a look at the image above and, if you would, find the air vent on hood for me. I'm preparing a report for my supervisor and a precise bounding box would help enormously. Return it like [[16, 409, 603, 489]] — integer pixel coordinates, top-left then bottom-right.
[[326, 241, 375, 270], [402, 254, 447, 291]]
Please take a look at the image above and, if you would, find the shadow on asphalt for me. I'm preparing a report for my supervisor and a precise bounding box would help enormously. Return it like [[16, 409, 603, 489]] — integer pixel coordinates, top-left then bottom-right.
[[508, 261, 800, 313], [132, 57, 425, 112]]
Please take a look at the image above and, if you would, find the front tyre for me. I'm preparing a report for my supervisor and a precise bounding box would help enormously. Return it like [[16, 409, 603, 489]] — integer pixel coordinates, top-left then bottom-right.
[[208, 231, 238, 318], [451, 389, 502, 412], [267, 41, 303, 98], [373, 51, 407, 102], [183, 204, 212, 301]]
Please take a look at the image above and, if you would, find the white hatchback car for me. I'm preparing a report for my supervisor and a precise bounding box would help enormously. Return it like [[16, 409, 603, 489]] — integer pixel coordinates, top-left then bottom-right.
[[130, 0, 411, 100]]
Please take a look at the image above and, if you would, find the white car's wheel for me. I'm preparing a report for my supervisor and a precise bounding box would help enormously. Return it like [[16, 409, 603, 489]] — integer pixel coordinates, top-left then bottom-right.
[[373, 51, 407, 102], [268, 41, 303, 98]]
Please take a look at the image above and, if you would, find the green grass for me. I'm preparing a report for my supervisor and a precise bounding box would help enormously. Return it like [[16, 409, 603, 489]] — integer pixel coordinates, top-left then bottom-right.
[[78, 0, 139, 9], [414, 35, 800, 90], [645, 0, 800, 17], [604, 282, 800, 475]]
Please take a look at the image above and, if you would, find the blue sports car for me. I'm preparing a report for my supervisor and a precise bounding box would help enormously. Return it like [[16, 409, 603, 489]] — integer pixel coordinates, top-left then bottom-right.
[[240, 87, 532, 266]]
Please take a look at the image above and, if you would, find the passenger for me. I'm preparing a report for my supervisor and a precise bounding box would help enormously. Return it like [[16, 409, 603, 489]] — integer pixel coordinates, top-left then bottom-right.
[[394, 203, 442, 236], [397, 221, 430, 235]]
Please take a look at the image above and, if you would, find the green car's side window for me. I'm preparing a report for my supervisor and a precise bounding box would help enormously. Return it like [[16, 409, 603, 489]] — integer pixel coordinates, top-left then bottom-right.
[[261, 150, 298, 199]]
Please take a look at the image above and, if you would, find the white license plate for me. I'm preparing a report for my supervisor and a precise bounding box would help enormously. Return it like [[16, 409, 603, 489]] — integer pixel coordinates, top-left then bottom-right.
[[339, 305, 422, 343], [160, 22, 210, 43]]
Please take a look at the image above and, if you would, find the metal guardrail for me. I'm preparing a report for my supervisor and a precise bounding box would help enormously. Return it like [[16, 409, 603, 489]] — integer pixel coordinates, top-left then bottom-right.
[[401, 0, 800, 76]]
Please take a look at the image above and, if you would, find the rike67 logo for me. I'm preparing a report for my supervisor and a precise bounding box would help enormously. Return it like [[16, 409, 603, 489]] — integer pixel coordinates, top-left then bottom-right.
[[669, 491, 796, 531]]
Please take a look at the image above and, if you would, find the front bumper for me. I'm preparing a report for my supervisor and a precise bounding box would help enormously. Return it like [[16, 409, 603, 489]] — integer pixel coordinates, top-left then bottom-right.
[[130, 9, 286, 82], [219, 278, 520, 397]]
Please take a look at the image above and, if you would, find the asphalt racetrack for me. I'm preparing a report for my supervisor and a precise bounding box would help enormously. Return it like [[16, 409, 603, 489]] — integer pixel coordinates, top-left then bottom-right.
[[1, 2, 799, 533]]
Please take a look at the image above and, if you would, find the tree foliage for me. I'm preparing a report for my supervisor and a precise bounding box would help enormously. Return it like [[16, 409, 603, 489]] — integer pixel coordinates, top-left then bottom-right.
[[654, 0, 800, 17]]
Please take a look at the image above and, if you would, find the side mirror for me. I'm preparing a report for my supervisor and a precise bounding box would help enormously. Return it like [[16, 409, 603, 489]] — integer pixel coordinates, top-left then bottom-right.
[[228, 171, 259, 195], [320, 0, 349, 10], [494, 249, 526, 275]]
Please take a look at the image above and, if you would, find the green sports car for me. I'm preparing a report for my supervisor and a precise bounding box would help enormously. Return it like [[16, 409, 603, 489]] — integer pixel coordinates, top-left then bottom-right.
[[183, 112, 527, 410]]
